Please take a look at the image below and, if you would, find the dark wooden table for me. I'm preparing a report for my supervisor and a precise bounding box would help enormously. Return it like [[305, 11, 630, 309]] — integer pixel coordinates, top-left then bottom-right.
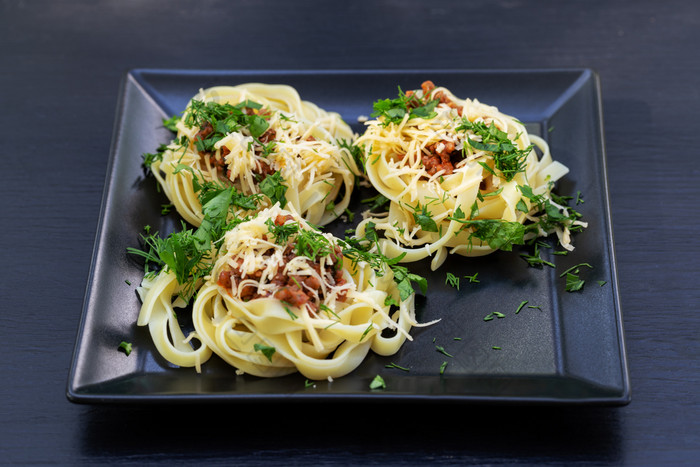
[[2, 1, 698, 464]]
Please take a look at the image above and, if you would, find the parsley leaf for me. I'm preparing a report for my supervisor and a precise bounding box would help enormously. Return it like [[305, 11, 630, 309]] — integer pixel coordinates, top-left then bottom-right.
[[259, 171, 288, 208], [254, 343, 276, 362], [369, 374, 386, 390], [445, 272, 460, 290], [565, 273, 585, 292], [467, 219, 525, 251], [559, 263, 593, 292], [162, 115, 180, 132], [371, 86, 439, 126], [340, 224, 427, 302], [362, 193, 390, 212], [118, 341, 132, 356], [410, 202, 438, 232]]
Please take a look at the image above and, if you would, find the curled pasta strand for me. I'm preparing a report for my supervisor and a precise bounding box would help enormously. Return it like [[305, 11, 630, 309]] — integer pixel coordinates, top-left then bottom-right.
[[356, 83, 574, 270]]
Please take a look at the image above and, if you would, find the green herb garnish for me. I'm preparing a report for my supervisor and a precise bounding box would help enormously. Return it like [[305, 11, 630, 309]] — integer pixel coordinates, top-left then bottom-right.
[[483, 311, 506, 321], [253, 343, 276, 362], [457, 119, 533, 182], [435, 345, 453, 357], [259, 171, 288, 208], [445, 272, 460, 290], [371, 86, 439, 126], [118, 341, 132, 356], [369, 375, 386, 390]]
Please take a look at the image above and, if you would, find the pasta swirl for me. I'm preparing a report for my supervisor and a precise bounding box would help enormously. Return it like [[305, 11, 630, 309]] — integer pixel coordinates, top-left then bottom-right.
[[136, 205, 430, 380], [356, 81, 582, 270], [149, 83, 359, 227]]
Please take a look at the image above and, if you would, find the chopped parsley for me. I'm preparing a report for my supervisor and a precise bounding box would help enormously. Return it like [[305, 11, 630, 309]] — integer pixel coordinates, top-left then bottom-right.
[[448, 216, 526, 252], [464, 272, 480, 283], [341, 222, 427, 302], [565, 273, 585, 292], [259, 171, 288, 208], [457, 119, 533, 182], [369, 374, 386, 390], [184, 99, 270, 153], [559, 262, 593, 292], [338, 138, 366, 177], [515, 300, 528, 314], [162, 114, 180, 132], [385, 362, 410, 371], [142, 142, 170, 170], [118, 341, 132, 356], [445, 272, 460, 290], [483, 311, 506, 322], [253, 343, 276, 362], [410, 202, 439, 233], [520, 242, 555, 268], [127, 176, 260, 301], [361, 193, 390, 212], [370, 86, 439, 126]]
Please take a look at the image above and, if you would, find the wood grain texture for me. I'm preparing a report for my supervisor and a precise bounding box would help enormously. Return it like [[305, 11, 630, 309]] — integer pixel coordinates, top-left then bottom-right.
[[1, 0, 698, 464]]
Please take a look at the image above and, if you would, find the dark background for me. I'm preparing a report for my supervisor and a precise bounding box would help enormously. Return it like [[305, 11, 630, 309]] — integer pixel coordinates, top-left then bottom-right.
[[1, 0, 698, 465]]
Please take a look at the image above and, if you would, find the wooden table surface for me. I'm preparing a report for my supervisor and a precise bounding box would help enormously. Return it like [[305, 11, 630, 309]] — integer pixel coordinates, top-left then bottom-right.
[[1, 1, 698, 465]]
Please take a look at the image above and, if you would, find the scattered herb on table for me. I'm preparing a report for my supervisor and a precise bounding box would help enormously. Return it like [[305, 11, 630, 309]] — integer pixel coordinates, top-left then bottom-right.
[[385, 362, 410, 372], [483, 311, 506, 321], [435, 345, 453, 358], [445, 272, 460, 290]]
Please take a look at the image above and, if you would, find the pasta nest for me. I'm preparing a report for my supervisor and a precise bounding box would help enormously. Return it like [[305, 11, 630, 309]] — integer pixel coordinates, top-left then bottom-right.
[[150, 84, 360, 228], [356, 82, 574, 270], [137, 205, 431, 380]]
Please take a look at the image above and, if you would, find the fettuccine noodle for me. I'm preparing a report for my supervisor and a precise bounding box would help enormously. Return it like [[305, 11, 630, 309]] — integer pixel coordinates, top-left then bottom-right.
[[356, 81, 583, 270], [150, 83, 359, 227], [136, 205, 431, 380]]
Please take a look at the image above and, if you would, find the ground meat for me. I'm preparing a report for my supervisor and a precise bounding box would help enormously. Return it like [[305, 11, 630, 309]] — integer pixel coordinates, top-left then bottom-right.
[[258, 128, 276, 144], [195, 121, 214, 141], [421, 139, 462, 177], [275, 214, 295, 226], [217, 269, 233, 289], [255, 159, 275, 179], [274, 284, 311, 308], [216, 237, 348, 313], [205, 145, 228, 174]]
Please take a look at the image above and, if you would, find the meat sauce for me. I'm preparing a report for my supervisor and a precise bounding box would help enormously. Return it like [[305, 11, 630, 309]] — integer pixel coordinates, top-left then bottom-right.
[[216, 215, 348, 313], [405, 81, 466, 178]]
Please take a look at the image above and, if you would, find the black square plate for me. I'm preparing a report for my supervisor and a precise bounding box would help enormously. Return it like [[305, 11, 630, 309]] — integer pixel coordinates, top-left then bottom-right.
[[67, 69, 630, 405]]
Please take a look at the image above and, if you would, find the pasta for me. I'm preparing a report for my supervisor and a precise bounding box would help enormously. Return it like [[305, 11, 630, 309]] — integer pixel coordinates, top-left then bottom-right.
[[136, 205, 432, 380], [131, 79, 586, 381], [355, 81, 585, 270], [148, 83, 359, 227]]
